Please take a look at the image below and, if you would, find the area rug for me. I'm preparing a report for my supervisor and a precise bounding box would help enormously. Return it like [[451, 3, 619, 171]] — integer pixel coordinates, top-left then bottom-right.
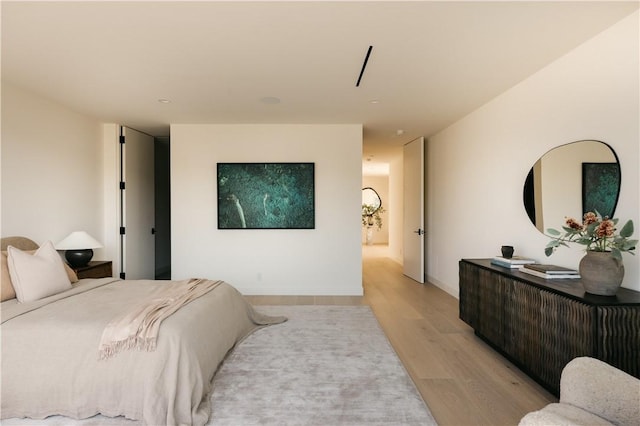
[[210, 305, 436, 425], [2, 305, 436, 426]]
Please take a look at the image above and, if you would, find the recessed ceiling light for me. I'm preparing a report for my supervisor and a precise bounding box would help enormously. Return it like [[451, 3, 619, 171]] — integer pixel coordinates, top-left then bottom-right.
[[158, 99, 171, 104], [369, 99, 380, 104], [396, 129, 405, 136], [260, 96, 281, 104]]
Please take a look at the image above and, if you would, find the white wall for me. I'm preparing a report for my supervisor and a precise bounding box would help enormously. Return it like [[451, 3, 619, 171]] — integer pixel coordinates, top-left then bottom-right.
[[1, 83, 107, 261], [170, 124, 363, 296], [427, 11, 640, 296]]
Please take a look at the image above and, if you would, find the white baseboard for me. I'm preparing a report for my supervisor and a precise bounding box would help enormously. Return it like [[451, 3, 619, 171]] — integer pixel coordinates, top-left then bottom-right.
[[427, 275, 459, 299]]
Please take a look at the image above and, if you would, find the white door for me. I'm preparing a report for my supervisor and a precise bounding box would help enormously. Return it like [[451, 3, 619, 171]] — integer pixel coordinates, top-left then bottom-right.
[[121, 126, 155, 279], [403, 136, 425, 283]]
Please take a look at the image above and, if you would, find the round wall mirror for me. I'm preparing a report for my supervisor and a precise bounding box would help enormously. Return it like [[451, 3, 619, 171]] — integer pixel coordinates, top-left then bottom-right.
[[362, 187, 382, 212], [523, 140, 620, 233]]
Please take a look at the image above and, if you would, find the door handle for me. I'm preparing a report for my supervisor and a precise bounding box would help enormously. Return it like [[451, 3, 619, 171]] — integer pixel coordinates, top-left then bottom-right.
[[414, 229, 425, 235]]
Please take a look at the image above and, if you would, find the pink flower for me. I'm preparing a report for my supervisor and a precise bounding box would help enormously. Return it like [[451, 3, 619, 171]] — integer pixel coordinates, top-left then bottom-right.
[[565, 217, 582, 231], [596, 220, 615, 238], [583, 212, 598, 226]]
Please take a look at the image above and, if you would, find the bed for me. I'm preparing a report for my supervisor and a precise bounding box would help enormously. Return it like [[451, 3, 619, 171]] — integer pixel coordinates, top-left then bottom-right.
[[1, 236, 285, 425]]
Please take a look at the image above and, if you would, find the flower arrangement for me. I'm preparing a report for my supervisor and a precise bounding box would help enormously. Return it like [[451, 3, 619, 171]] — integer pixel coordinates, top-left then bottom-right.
[[362, 204, 385, 230], [545, 211, 637, 260]]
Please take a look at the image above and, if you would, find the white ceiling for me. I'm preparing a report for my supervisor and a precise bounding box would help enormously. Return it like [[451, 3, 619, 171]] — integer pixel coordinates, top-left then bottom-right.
[[2, 1, 638, 168]]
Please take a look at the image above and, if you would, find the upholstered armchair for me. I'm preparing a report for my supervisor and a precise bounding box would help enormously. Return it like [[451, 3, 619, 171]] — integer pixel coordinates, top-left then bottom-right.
[[519, 357, 640, 426]]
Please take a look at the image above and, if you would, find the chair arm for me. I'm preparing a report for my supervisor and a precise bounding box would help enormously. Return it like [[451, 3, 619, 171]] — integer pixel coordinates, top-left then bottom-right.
[[560, 357, 640, 426]]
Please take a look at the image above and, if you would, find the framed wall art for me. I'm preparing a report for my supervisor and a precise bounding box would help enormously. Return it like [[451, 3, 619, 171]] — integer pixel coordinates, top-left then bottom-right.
[[582, 162, 620, 218], [217, 162, 315, 229]]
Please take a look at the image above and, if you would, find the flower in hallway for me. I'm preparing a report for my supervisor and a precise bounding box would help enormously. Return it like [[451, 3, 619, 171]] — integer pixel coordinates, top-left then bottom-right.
[[362, 204, 385, 230]]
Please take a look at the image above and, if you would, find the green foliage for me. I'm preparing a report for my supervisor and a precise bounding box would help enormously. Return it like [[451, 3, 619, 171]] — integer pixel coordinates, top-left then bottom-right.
[[545, 211, 637, 260], [362, 204, 384, 230]]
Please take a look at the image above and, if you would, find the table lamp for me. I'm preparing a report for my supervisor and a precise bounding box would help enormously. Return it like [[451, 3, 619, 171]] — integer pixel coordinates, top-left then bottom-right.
[[55, 231, 103, 267]]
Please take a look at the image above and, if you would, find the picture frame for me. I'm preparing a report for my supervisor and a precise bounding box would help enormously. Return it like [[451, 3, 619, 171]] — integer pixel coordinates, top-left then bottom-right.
[[217, 162, 315, 229], [582, 162, 620, 218]]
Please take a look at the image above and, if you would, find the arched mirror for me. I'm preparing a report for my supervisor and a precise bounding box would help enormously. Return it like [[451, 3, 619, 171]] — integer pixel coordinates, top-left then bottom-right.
[[523, 140, 621, 233], [362, 187, 382, 228], [362, 187, 382, 212]]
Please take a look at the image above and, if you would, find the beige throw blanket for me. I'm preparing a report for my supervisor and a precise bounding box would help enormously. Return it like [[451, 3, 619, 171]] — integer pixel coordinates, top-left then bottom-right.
[[99, 278, 222, 360]]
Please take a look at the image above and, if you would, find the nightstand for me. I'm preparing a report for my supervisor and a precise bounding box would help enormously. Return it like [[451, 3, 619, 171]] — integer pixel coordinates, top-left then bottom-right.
[[74, 261, 113, 279]]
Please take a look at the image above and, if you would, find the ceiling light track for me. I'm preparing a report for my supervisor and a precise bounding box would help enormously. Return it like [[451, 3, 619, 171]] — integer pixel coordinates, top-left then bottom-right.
[[356, 45, 373, 87]]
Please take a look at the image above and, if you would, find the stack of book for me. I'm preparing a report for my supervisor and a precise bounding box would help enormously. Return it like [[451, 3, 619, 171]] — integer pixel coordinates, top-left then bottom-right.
[[520, 264, 580, 279], [490, 256, 536, 269]]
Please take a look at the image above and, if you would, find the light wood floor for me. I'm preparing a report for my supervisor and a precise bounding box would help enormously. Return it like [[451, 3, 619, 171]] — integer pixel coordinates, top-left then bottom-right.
[[246, 246, 556, 426]]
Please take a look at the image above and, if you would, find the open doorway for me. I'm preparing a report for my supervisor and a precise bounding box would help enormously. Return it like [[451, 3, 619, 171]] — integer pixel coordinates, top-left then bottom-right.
[[361, 138, 424, 277], [362, 177, 390, 244], [362, 159, 390, 259], [362, 152, 404, 263], [154, 136, 171, 279]]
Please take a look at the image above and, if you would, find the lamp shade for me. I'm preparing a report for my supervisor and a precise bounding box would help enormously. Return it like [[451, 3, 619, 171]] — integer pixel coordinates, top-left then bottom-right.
[[55, 231, 103, 268], [55, 231, 103, 250]]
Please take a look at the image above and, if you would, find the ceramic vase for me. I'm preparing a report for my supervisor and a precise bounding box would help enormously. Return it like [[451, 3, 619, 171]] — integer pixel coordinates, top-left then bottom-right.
[[579, 251, 624, 296], [365, 227, 374, 245]]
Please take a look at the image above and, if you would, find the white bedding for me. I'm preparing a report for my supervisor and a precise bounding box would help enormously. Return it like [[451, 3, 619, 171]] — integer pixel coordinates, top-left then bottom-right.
[[1, 278, 285, 425]]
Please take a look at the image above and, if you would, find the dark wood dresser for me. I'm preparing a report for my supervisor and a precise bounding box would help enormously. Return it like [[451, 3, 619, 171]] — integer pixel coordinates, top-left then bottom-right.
[[459, 258, 640, 396]]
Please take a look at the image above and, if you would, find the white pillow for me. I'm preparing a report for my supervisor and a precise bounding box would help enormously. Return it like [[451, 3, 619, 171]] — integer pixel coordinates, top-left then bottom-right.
[[7, 240, 72, 303]]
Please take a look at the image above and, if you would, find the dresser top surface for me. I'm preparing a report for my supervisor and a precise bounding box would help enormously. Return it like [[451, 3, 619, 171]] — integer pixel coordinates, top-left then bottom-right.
[[461, 258, 640, 305]]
